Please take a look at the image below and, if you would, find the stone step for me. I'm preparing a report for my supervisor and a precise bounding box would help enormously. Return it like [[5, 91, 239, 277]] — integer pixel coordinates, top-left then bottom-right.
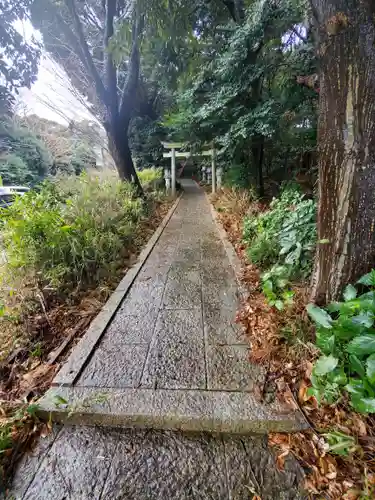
[[37, 386, 308, 434]]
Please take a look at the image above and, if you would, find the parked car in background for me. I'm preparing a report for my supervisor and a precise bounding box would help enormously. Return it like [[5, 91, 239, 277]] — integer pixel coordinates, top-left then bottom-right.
[[0, 186, 30, 207]]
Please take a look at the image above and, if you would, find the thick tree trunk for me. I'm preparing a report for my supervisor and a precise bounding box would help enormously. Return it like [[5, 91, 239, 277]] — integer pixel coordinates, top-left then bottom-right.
[[106, 117, 143, 195], [252, 136, 265, 198], [310, 0, 375, 304]]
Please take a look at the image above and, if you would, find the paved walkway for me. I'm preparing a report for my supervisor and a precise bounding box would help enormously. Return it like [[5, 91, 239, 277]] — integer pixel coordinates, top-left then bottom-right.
[[10, 180, 305, 499]]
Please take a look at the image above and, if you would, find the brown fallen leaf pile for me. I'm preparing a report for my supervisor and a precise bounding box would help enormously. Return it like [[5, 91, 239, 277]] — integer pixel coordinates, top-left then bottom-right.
[[211, 191, 375, 499]]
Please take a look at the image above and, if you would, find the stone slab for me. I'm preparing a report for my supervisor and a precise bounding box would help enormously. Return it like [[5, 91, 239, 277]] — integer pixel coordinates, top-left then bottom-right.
[[162, 268, 201, 309], [36, 387, 309, 434], [99, 310, 159, 346], [202, 282, 240, 309], [203, 304, 247, 345], [141, 338, 206, 390], [100, 429, 228, 500], [206, 345, 265, 391], [9, 425, 62, 499], [11, 426, 305, 500], [77, 344, 149, 388], [207, 197, 249, 300], [139, 311, 205, 390], [51, 194, 182, 387], [223, 435, 304, 499], [118, 281, 165, 315], [20, 426, 119, 500]]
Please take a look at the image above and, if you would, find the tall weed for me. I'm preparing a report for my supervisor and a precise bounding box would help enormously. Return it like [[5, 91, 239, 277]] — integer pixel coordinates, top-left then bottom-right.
[[0, 173, 144, 294]]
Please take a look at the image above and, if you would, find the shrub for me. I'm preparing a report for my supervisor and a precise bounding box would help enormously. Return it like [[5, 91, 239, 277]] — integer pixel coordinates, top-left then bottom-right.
[[243, 183, 316, 307], [137, 167, 163, 184], [0, 120, 51, 185], [307, 271, 375, 413], [137, 167, 163, 189], [0, 173, 144, 294], [0, 154, 30, 185]]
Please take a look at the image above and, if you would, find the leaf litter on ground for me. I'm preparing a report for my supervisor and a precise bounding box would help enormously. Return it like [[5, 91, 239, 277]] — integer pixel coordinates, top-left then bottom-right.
[[211, 189, 375, 499]]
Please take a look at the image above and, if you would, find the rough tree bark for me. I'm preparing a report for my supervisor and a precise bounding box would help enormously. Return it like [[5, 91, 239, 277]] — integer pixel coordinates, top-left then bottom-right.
[[310, 0, 375, 303]]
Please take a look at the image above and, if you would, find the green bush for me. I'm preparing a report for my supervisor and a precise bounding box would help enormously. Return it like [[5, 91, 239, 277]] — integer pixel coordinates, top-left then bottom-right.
[[137, 167, 163, 187], [307, 271, 375, 413], [0, 120, 51, 185], [0, 154, 30, 185], [0, 173, 144, 293], [243, 183, 316, 307]]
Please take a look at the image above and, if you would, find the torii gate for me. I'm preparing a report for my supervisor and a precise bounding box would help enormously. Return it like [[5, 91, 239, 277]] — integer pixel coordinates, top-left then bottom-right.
[[161, 142, 217, 197]]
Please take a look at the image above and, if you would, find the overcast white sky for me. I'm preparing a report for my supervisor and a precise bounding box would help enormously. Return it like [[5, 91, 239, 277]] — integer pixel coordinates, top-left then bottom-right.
[[16, 19, 96, 126]]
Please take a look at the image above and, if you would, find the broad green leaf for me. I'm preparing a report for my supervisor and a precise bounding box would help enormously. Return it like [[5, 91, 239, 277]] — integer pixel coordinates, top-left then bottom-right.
[[357, 270, 375, 287], [322, 431, 356, 456], [307, 386, 322, 403], [349, 354, 366, 378], [351, 312, 373, 328], [316, 331, 335, 354], [314, 355, 338, 376], [366, 353, 375, 384], [347, 334, 375, 356], [326, 301, 343, 313], [350, 397, 375, 414], [306, 304, 333, 328], [345, 379, 366, 397], [327, 368, 347, 386], [274, 300, 284, 311], [359, 291, 375, 301], [343, 284, 357, 302]]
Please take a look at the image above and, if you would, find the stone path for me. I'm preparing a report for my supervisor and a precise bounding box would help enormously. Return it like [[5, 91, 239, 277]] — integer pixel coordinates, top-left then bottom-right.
[[10, 180, 306, 499], [12, 426, 304, 499], [37, 180, 305, 433]]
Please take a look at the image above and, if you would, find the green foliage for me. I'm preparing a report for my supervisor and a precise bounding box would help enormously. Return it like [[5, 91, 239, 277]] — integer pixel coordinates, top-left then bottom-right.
[[137, 167, 163, 186], [0, 154, 30, 185], [0, 174, 145, 293], [307, 275, 375, 413], [243, 183, 316, 306], [0, 0, 40, 106], [261, 264, 294, 310], [167, 0, 317, 192], [0, 119, 52, 185], [223, 164, 253, 189], [321, 431, 358, 457]]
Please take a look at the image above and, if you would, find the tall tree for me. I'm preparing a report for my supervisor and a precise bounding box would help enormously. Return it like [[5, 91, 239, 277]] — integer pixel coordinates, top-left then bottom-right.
[[0, 0, 40, 115], [32, 0, 145, 190], [166, 0, 315, 193], [310, 0, 375, 303]]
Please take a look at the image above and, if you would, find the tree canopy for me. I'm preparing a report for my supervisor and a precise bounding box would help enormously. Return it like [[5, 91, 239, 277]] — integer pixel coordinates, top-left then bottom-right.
[[0, 0, 41, 114]]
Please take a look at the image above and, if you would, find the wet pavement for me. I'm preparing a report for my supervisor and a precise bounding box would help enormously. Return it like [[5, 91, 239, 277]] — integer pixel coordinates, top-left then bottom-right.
[[10, 180, 305, 499]]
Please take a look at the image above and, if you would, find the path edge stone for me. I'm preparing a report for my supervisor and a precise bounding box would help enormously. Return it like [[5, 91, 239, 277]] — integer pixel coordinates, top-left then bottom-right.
[[52, 193, 183, 387], [37, 386, 309, 434]]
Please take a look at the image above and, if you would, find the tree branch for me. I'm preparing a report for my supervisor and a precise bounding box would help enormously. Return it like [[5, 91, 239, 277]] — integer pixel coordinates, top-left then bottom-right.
[[119, 12, 143, 120], [104, 0, 118, 115], [65, 0, 109, 108], [290, 25, 307, 43]]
